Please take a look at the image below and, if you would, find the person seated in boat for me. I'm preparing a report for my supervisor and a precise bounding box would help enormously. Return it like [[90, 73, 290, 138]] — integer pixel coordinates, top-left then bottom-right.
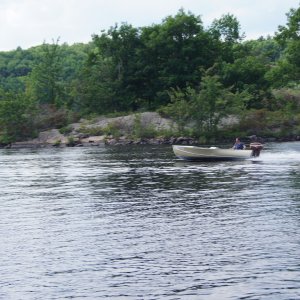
[[233, 137, 246, 150]]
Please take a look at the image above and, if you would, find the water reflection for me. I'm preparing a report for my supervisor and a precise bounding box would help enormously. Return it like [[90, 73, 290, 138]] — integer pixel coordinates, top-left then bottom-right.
[[0, 143, 300, 299]]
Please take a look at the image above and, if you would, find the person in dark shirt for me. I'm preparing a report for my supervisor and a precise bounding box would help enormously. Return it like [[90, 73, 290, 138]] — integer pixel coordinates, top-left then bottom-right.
[[233, 137, 245, 150]]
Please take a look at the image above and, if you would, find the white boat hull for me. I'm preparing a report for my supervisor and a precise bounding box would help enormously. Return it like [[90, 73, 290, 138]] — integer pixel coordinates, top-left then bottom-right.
[[172, 145, 253, 161]]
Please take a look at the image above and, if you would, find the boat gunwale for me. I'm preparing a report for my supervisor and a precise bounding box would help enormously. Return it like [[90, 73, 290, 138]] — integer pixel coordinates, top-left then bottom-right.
[[172, 145, 253, 161]]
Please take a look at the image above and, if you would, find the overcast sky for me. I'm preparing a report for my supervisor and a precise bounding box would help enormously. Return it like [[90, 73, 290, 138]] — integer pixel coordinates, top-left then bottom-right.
[[0, 0, 299, 51]]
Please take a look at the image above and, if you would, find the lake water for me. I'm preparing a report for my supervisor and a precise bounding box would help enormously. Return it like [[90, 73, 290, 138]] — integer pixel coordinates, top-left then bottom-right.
[[0, 142, 300, 299]]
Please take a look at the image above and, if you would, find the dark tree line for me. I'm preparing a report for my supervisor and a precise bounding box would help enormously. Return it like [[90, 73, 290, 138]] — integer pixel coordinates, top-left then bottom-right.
[[0, 6, 300, 142]]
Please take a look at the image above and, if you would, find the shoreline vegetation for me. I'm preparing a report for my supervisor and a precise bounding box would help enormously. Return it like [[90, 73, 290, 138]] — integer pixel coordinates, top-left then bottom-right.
[[1, 8, 300, 147], [3, 111, 300, 149]]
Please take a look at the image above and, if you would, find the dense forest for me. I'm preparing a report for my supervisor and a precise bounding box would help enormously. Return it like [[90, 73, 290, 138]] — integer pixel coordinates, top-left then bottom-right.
[[1, 6, 300, 143]]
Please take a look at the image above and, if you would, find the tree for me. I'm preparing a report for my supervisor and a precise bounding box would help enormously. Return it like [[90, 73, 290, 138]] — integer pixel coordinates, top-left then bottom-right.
[[242, 37, 282, 63], [273, 5, 300, 85], [162, 74, 245, 138], [276, 6, 300, 44], [92, 23, 142, 111], [220, 56, 270, 108], [0, 89, 36, 142], [26, 40, 64, 107], [163, 87, 191, 133], [88, 10, 221, 111], [191, 74, 241, 136], [210, 13, 244, 44], [75, 54, 118, 114], [140, 9, 219, 107], [209, 14, 244, 63]]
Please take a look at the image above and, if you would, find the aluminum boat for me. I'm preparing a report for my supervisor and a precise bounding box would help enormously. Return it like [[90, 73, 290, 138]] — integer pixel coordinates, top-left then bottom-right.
[[172, 143, 263, 161]]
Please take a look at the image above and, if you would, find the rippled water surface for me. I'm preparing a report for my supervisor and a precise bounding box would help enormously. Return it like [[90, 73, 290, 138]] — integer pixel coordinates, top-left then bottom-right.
[[1, 142, 300, 299]]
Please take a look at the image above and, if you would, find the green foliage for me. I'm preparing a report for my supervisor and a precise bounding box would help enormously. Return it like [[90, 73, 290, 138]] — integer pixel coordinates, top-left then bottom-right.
[[132, 114, 157, 139], [230, 107, 300, 138], [59, 124, 73, 135], [34, 105, 77, 131], [155, 127, 182, 138], [74, 55, 118, 114], [276, 6, 300, 44], [26, 40, 64, 106], [237, 109, 269, 134], [160, 87, 191, 133], [78, 125, 104, 136], [264, 59, 294, 88], [272, 87, 300, 113], [66, 136, 76, 146], [210, 13, 244, 44], [103, 122, 122, 138], [90, 23, 142, 112], [0, 90, 37, 142], [0, 47, 34, 92], [162, 74, 245, 138], [191, 75, 243, 137], [272, 5, 300, 87], [243, 38, 282, 63], [0, 6, 300, 142], [53, 139, 61, 147], [141, 9, 220, 106], [86, 9, 223, 111]]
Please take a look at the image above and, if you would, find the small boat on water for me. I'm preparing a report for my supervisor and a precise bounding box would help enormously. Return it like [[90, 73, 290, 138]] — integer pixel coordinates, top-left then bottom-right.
[[172, 143, 263, 161]]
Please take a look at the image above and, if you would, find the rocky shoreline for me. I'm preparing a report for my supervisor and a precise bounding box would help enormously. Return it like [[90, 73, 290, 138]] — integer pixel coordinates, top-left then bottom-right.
[[2, 111, 300, 149], [7, 132, 199, 149], [4, 112, 198, 149], [7, 135, 300, 149]]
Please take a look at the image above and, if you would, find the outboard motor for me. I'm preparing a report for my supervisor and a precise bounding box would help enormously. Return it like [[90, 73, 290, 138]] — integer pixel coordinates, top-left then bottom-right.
[[250, 142, 263, 157]]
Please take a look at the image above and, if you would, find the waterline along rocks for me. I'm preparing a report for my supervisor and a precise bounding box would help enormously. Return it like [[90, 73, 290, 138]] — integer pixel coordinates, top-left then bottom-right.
[[8, 112, 198, 148]]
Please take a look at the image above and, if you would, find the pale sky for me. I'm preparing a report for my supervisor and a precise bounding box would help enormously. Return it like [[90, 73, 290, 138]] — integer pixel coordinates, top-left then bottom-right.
[[0, 0, 299, 51]]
